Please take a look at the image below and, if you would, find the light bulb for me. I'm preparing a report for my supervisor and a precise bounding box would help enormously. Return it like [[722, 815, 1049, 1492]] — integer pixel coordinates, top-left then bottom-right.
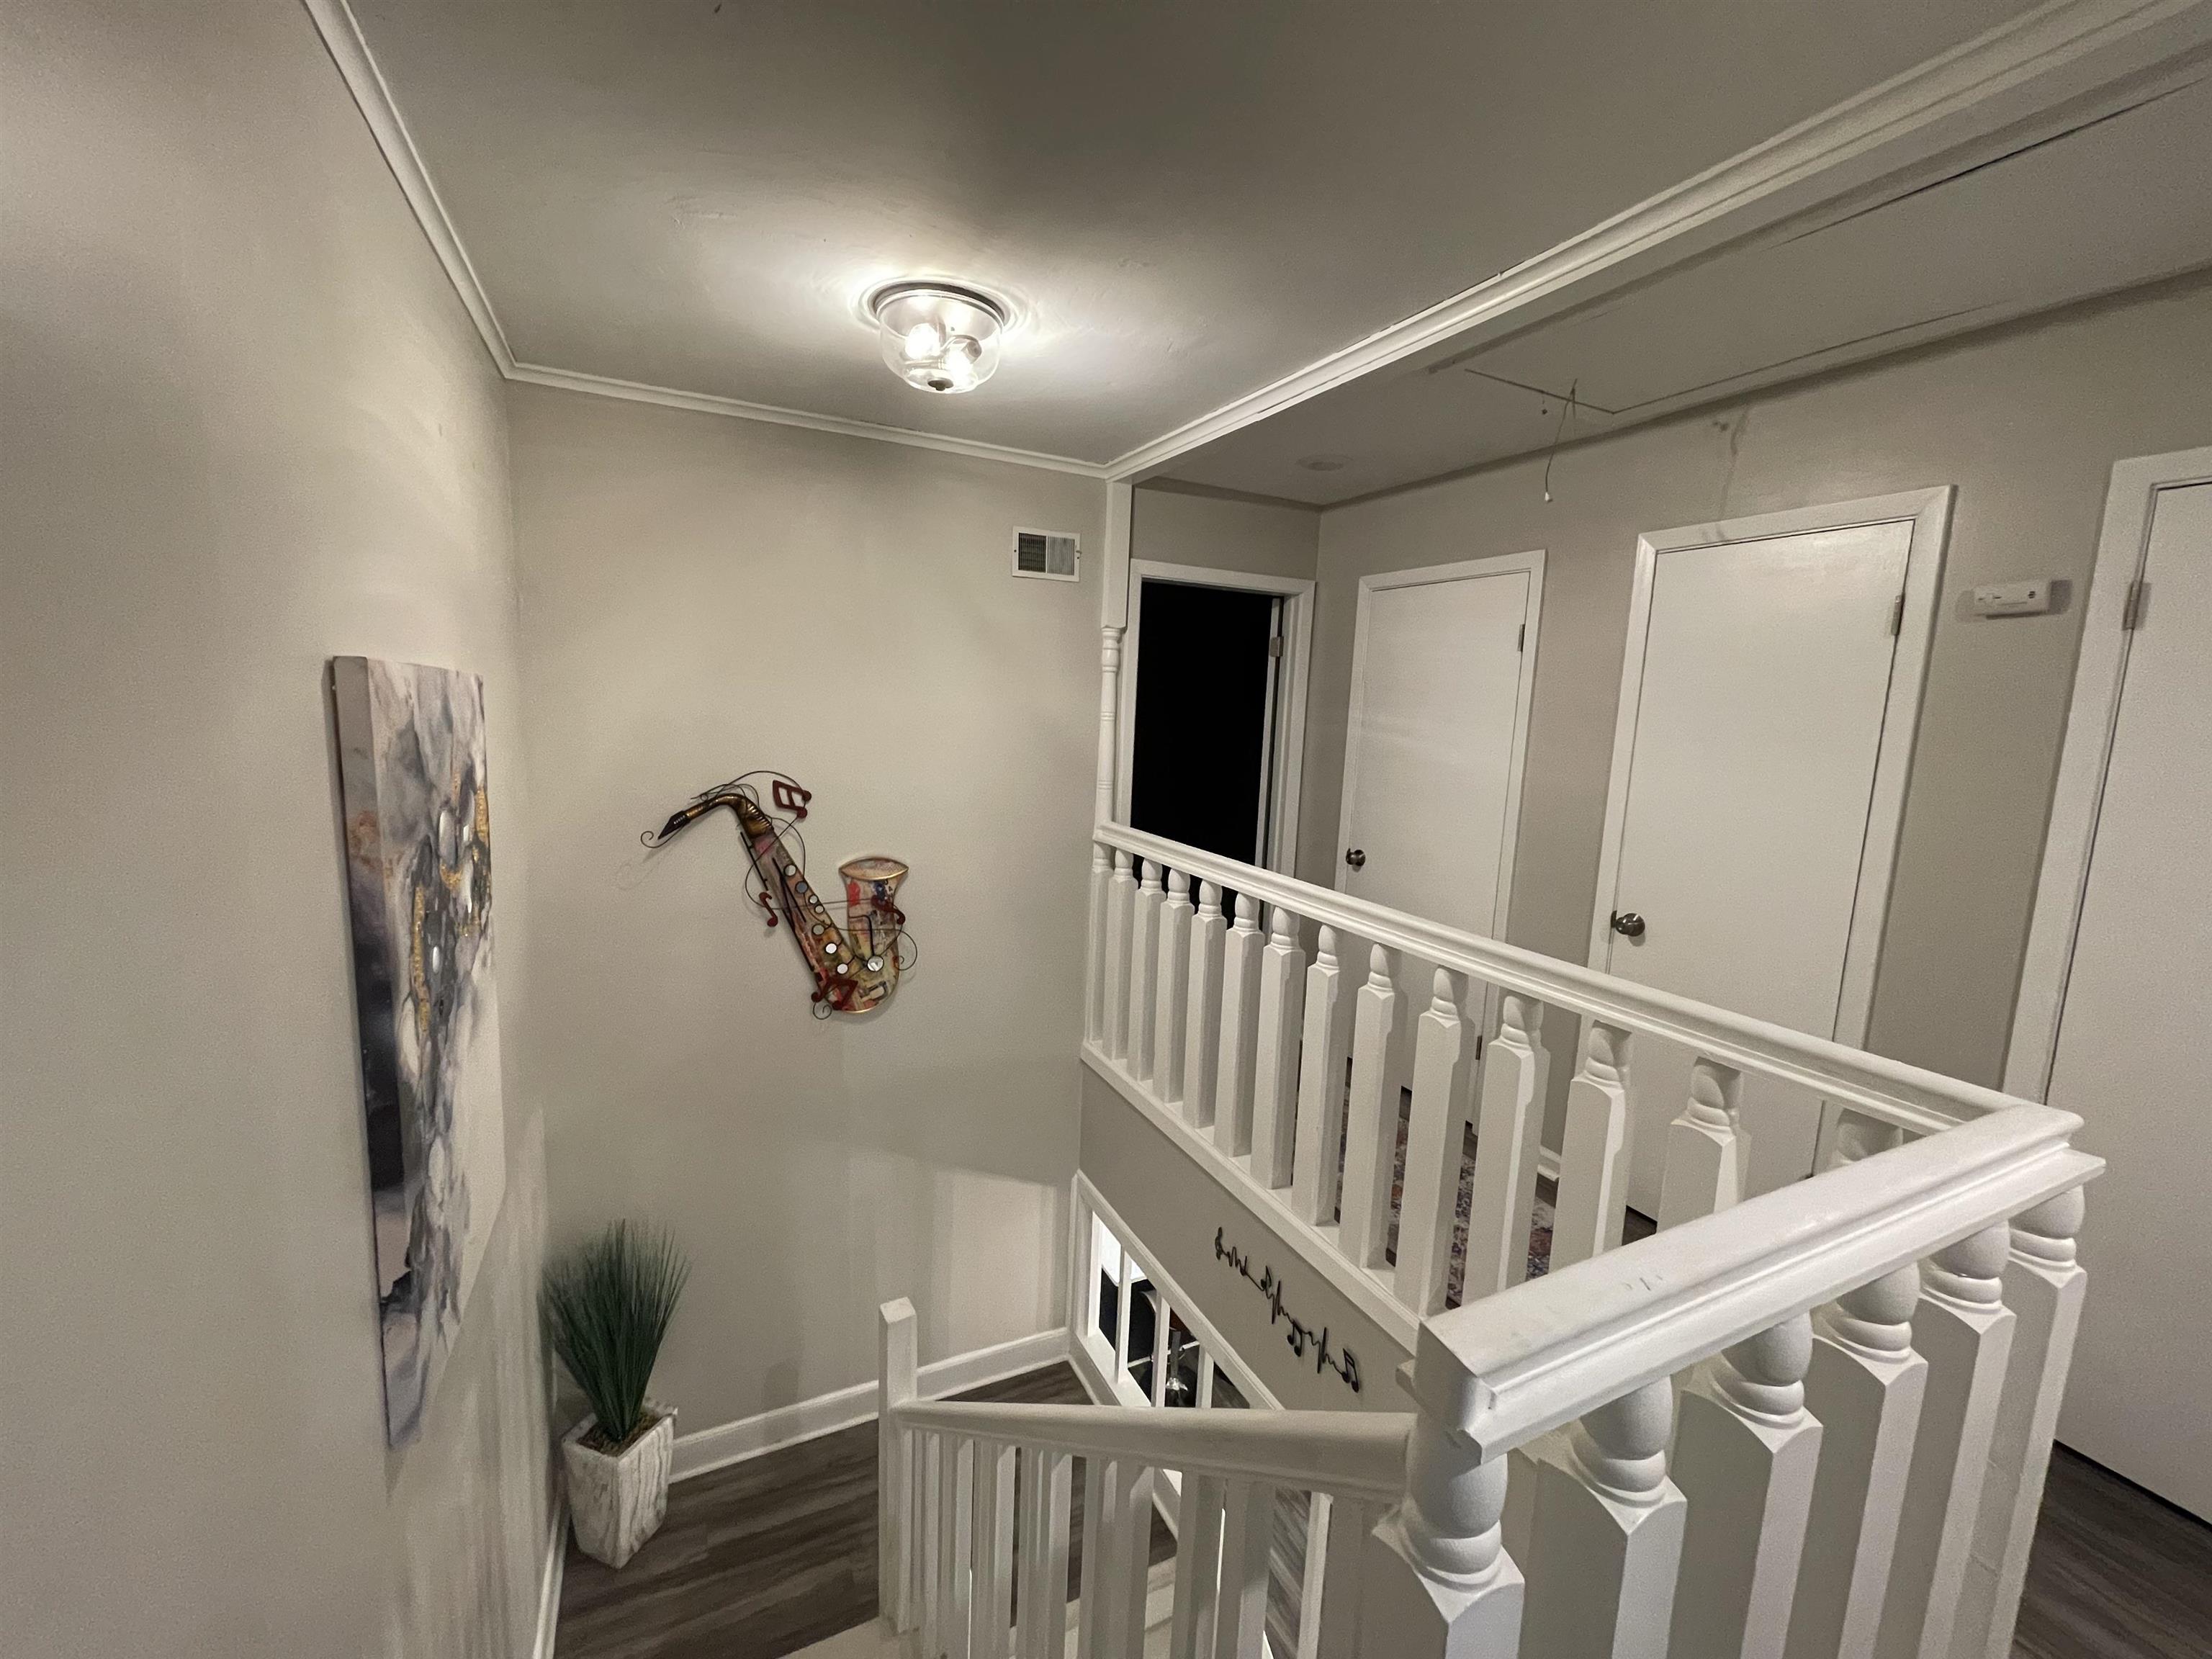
[[902, 321, 943, 361]]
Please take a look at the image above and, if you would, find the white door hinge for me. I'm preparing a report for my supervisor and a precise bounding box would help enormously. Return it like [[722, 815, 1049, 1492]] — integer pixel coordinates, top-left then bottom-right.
[[1268, 634, 1284, 659], [2121, 579, 2150, 631], [1517, 622, 1527, 652], [1888, 593, 1906, 636]]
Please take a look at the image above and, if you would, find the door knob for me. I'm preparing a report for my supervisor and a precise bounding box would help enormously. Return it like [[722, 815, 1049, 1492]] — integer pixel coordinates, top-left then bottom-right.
[[1610, 910, 1645, 939], [1344, 848, 1367, 871]]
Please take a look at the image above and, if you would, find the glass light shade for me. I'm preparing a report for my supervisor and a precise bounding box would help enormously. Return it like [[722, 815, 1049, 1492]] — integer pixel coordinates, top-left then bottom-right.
[[870, 283, 1006, 395]]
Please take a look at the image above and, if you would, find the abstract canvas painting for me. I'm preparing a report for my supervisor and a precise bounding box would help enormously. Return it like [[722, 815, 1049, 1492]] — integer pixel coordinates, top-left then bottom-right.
[[331, 656, 507, 1447]]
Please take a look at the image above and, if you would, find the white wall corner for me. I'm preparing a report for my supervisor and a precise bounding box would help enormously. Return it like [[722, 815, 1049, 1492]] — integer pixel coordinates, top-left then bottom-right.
[[668, 1326, 1074, 1484]]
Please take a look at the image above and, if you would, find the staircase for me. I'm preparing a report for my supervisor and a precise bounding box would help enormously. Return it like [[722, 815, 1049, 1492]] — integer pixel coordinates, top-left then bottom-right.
[[872, 823, 2098, 1658]]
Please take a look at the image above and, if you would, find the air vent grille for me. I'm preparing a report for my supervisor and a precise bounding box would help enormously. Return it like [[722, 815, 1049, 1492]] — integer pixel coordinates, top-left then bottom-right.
[[1012, 529, 1080, 581]]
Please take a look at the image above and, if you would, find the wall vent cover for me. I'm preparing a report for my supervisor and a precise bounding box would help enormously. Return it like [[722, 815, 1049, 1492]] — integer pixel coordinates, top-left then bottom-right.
[[1012, 529, 1080, 581]]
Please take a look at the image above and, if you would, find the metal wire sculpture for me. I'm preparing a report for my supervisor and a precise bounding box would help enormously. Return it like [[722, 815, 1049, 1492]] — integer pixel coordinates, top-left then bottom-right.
[[643, 770, 912, 1017]]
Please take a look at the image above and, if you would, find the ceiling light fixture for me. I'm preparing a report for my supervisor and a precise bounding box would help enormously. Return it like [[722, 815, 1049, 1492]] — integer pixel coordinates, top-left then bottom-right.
[[868, 281, 1008, 395]]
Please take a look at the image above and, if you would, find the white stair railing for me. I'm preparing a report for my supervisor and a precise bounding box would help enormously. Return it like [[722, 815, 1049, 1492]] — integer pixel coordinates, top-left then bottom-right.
[[880, 1099, 2094, 1658], [1080, 822, 2038, 1347]]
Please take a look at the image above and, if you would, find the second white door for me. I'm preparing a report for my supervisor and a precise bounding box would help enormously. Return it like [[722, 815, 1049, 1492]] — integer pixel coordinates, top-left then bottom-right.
[[1337, 554, 1542, 940], [1593, 497, 1943, 1215]]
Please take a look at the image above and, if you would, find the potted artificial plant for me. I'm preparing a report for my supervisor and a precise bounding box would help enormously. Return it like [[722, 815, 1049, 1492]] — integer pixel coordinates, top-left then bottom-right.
[[544, 1220, 691, 1568]]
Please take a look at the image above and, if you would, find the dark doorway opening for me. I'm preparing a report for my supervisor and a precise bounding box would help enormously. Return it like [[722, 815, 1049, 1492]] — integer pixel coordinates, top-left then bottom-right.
[[1128, 580, 1280, 866]]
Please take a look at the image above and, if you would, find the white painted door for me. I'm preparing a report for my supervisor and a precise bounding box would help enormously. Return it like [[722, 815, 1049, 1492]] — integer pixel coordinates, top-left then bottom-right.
[[1337, 559, 1538, 939], [1596, 519, 1917, 1214], [2042, 480, 2211, 1518]]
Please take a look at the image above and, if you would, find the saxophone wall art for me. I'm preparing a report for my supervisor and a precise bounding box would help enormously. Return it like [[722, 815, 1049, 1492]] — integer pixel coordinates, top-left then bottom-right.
[[643, 770, 912, 1017]]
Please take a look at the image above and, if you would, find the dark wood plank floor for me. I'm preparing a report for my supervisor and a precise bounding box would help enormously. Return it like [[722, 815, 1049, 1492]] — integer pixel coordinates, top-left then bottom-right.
[[2012, 1444, 2212, 1658], [557, 1363, 1173, 1659], [559, 1365, 2211, 1659]]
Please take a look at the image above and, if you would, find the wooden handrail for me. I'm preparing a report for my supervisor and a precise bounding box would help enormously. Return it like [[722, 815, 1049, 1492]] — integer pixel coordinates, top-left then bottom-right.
[[890, 1397, 1413, 1500], [1094, 821, 2019, 1136], [1406, 1103, 2100, 1457]]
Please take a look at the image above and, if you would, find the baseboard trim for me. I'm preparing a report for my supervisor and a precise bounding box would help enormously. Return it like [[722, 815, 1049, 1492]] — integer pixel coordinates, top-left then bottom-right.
[[532, 1497, 566, 1659], [670, 1326, 1072, 1483]]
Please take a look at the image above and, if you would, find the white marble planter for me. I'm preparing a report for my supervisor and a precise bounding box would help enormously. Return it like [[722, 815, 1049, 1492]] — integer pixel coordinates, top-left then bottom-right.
[[562, 1403, 676, 1568]]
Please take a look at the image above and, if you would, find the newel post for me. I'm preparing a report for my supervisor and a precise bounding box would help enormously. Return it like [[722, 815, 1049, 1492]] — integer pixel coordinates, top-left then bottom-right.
[[1094, 622, 1125, 830], [878, 1298, 919, 1634], [1364, 1403, 1524, 1656]]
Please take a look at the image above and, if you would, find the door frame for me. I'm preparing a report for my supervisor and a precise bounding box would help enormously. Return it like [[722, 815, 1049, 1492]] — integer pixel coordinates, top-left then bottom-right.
[[2005, 445, 2212, 1100], [1586, 487, 1953, 1050], [1115, 559, 1315, 875], [1333, 549, 1546, 946]]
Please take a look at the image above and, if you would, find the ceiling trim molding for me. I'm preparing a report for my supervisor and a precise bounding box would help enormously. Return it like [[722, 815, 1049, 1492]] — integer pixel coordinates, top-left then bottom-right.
[[302, 0, 1108, 478], [302, 0, 517, 374], [308, 0, 2209, 490], [505, 363, 1112, 476], [1102, 0, 2212, 482]]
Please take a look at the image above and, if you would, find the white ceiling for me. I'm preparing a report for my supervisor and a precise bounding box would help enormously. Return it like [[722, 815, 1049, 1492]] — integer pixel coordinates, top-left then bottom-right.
[[350, 0, 2042, 468], [1163, 67, 2212, 503]]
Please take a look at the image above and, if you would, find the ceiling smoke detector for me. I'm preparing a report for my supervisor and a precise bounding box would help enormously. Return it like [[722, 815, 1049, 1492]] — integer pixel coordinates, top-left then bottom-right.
[[868, 281, 1009, 395]]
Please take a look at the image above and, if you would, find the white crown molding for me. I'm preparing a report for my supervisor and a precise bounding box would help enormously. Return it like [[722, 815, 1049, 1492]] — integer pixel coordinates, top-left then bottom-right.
[[307, 0, 2212, 488], [667, 1326, 1071, 1484], [507, 362, 1111, 477], [1100, 0, 2212, 482], [301, 0, 517, 374]]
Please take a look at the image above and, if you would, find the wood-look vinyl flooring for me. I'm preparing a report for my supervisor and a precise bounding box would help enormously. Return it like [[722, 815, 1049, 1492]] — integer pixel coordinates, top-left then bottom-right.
[[556, 1363, 1173, 1659], [559, 1365, 2212, 1659], [2011, 1444, 2212, 1658]]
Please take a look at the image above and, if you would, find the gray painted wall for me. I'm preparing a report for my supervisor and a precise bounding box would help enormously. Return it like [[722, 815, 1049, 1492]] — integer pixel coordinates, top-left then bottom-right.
[[1079, 1070, 1411, 1415], [1, 4, 552, 1654], [1299, 278, 2212, 1137], [505, 384, 1105, 1434], [1131, 484, 1321, 583]]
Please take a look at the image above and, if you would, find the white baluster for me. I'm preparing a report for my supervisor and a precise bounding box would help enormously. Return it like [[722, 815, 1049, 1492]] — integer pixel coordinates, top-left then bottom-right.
[[1292, 927, 1354, 1228], [1155, 871, 1194, 1108], [1169, 1472, 1226, 1659], [1552, 1019, 1634, 1269], [1312, 1495, 1373, 1659], [941, 1435, 976, 1659], [1827, 1110, 1904, 1172], [971, 1439, 1017, 1659], [1671, 1314, 1822, 1659], [1520, 1378, 1687, 1659], [1398, 969, 1473, 1316], [921, 1433, 945, 1658], [1086, 843, 1112, 1047], [1076, 1456, 1108, 1659], [1364, 1417, 1522, 1658], [1087, 1460, 1156, 1659], [1338, 947, 1401, 1272], [1465, 992, 1543, 1299], [1214, 1478, 1274, 1659], [1659, 1056, 1747, 1228], [1875, 1227, 2016, 1659], [1952, 1188, 2087, 1659], [1786, 1265, 1928, 1659], [1015, 1445, 1072, 1659], [1183, 882, 1227, 1129], [1250, 906, 1308, 1190], [1128, 860, 1164, 1084], [880, 1300, 920, 1634], [1105, 852, 1136, 1063], [1296, 1491, 1331, 1659], [1214, 895, 1264, 1157]]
